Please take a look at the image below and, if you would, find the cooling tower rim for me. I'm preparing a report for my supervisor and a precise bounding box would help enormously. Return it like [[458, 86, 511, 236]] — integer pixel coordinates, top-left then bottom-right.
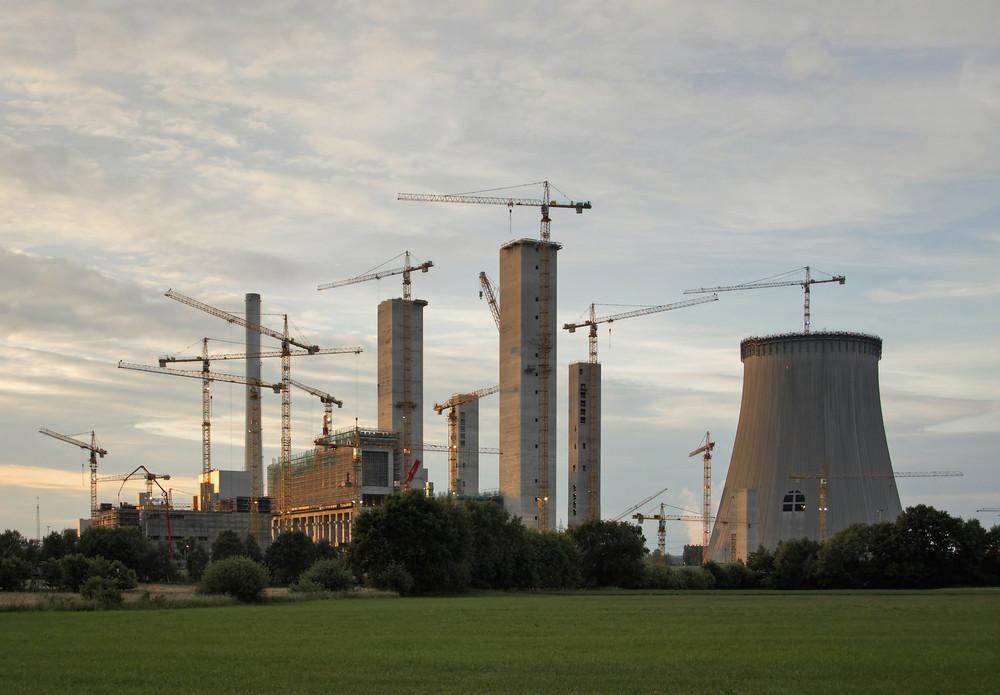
[[740, 331, 882, 361]]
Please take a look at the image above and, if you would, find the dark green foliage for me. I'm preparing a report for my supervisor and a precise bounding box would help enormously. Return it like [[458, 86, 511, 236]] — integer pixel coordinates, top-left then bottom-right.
[[674, 566, 716, 589], [773, 537, 821, 589], [523, 530, 582, 589], [704, 560, 756, 589], [566, 518, 647, 588], [641, 562, 678, 589], [40, 529, 76, 561], [0, 556, 32, 591], [199, 556, 269, 603], [292, 557, 354, 593], [348, 491, 473, 595], [0, 530, 36, 563], [746, 545, 775, 588], [75, 526, 171, 582], [314, 538, 339, 561], [266, 531, 317, 585], [367, 560, 414, 595], [79, 576, 122, 608], [815, 522, 890, 589], [681, 544, 704, 566], [211, 529, 246, 562], [176, 536, 209, 582], [465, 500, 529, 590], [243, 535, 264, 564]]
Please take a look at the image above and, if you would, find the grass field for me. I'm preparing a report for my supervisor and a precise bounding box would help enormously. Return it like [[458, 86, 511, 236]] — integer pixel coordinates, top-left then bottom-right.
[[1, 588, 997, 694]]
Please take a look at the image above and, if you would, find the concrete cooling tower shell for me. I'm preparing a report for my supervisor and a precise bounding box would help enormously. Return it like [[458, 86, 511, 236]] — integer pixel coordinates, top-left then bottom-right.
[[708, 332, 902, 562]]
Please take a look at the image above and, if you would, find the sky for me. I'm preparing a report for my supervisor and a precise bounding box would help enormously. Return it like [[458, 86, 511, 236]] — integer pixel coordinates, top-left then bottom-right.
[[1, 1, 998, 554]]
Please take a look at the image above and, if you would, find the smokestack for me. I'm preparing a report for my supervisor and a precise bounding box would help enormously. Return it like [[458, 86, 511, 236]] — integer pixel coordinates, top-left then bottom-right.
[[245, 293, 262, 497], [709, 332, 902, 562]]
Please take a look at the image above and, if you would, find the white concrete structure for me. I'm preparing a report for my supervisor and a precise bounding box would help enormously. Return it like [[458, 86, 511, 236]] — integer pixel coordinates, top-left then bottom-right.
[[709, 332, 902, 562], [568, 361, 601, 524], [378, 297, 428, 490], [245, 292, 263, 497], [499, 239, 559, 528]]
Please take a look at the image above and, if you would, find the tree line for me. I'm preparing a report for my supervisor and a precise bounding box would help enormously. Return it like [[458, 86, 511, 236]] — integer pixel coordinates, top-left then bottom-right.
[[2, 495, 997, 602]]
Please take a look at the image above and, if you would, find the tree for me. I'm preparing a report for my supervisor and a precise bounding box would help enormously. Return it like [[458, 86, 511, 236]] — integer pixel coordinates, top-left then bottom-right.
[[211, 529, 246, 562], [0, 556, 32, 591], [243, 535, 264, 564], [772, 537, 821, 589], [465, 500, 528, 590], [293, 557, 354, 593], [199, 556, 269, 603], [266, 531, 317, 585], [522, 530, 581, 589], [566, 518, 647, 588], [41, 529, 76, 562], [681, 545, 704, 566], [746, 545, 776, 589], [347, 491, 473, 595]]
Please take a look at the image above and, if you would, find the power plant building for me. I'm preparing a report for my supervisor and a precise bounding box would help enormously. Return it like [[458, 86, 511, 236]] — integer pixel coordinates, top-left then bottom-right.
[[709, 332, 902, 562], [499, 238, 559, 529], [568, 361, 601, 523]]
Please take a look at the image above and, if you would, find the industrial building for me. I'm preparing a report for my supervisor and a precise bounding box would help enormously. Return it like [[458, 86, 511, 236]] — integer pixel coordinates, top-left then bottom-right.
[[708, 331, 902, 562], [267, 426, 400, 544], [499, 238, 560, 530], [453, 397, 480, 496]]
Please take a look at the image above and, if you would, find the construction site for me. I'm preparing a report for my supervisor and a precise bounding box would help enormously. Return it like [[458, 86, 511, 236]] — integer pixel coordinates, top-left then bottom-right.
[[38, 183, 955, 562]]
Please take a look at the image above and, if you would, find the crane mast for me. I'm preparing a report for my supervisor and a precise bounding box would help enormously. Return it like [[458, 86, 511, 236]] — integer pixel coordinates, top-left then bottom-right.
[[478, 272, 501, 332], [39, 428, 107, 518], [688, 432, 715, 564], [433, 385, 500, 495]]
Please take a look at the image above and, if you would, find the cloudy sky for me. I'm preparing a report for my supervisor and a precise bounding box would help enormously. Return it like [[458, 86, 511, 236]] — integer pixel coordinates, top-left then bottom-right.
[[2, 1, 997, 552]]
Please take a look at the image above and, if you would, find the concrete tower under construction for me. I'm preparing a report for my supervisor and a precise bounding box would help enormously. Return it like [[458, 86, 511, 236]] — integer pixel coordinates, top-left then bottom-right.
[[568, 361, 601, 524], [499, 238, 559, 529], [245, 292, 263, 499], [378, 297, 428, 490], [453, 398, 480, 496], [709, 332, 902, 562]]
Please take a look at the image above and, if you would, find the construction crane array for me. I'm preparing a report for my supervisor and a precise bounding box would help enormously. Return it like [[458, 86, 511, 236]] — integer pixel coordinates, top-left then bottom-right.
[[433, 385, 501, 495], [402, 182, 590, 530], [97, 467, 171, 509], [788, 465, 964, 541], [164, 290, 323, 521], [612, 486, 669, 522], [38, 428, 107, 518], [685, 266, 845, 333], [633, 503, 713, 563], [688, 432, 715, 564]]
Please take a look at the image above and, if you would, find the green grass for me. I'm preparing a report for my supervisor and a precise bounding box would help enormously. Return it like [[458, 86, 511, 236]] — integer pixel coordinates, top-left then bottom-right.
[[2, 589, 997, 694]]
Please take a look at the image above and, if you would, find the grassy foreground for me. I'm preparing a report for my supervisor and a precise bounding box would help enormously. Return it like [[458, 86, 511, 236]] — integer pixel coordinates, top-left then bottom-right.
[[1, 589, 997, 694]]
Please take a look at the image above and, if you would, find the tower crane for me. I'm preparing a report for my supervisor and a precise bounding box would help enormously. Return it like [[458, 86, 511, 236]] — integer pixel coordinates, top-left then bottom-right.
[[634, 503, 713, 564], [563, 296, 720, 365], [318, 251, 432, 494], [317, 250, 433, 300], [433, 385, 500, 495], [165, 290, 322, 514], [685, 266, 845, 333], [402, 182, 590, 530], [688, 432, 715, 564], [788, 465, 964, 541], [478, 272, 501, 332], [38, 428, 107, 518], [612, 486, 670, 522], [288, 379, 343, 437]]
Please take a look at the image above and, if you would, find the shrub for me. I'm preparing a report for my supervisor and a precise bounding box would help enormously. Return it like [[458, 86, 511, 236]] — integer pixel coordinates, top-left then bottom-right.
[[675, 566, 716, 590], [199, 556, 269, 603], [293, 557, 354, 593], [367, 561, 414, 596], [80, 576, 123, 609], [641, 562, 678, 590]]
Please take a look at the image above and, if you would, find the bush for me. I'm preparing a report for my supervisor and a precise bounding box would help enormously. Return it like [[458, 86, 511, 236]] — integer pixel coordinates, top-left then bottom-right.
[[0, 556, 32, 591], [367, 560, 414, 596], [674, 566, 716, 590], [641, 562, 678, 590], [199, 556, 269, 603], [293, 557, 354, 593], [80, 576, 122, 609]]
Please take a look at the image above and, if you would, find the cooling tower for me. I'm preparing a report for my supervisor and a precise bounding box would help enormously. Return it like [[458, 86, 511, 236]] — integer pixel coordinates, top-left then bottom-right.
[[708, 332, 902, 562]]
